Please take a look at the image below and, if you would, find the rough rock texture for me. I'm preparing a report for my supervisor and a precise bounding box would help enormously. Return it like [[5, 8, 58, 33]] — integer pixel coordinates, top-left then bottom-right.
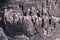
[[0, 0, 60, 40], [0, 27, 8, 40]]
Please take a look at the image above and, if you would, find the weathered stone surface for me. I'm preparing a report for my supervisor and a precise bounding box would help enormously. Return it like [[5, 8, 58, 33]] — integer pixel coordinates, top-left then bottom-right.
[[0, 0, 60, 40], [0, 27, 8, 40]]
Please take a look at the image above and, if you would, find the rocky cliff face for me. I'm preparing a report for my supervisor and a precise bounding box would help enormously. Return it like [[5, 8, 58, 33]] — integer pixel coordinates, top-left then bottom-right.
[[0, 0, 60, 40]]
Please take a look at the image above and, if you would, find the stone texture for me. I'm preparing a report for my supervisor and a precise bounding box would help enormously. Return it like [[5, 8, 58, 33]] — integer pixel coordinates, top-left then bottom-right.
[[0, 0, 60, 40]]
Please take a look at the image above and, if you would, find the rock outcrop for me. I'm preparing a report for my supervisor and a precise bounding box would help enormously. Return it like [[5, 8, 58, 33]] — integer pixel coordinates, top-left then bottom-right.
[[0, 0, 60, 40]]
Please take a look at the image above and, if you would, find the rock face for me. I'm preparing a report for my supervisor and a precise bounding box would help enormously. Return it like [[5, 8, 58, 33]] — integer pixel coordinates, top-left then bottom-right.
[[0, 27, 8, 40], [0, 0, 60, 40]]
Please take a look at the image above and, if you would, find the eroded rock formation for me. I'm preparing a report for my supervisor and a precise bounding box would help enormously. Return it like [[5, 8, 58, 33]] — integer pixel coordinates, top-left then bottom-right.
[[0, 0, 60, 40]]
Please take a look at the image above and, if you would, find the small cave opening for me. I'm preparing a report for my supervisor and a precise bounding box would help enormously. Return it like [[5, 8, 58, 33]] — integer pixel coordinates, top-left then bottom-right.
[[49, 19, 51, 25], [41, 18, 44, 28], [59, 21, 60, 24], [29, 11, 32, 16], [23, 12, 27, 16], [37, 11, 40, 17]]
